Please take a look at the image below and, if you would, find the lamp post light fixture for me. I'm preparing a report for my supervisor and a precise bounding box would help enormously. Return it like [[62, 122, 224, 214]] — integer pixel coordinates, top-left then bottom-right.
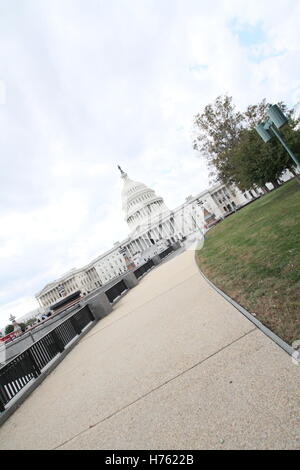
[[255, 104, 300, 170]]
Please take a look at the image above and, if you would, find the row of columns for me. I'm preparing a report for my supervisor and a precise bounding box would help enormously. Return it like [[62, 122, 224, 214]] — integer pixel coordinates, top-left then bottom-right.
[[41, 289, 59, 307], [129, 200, 165, 227], [38, 214, 186, 308], [126, 217, 181, 257], [86, 268, 102, 288], [41, 275, 80, 307]]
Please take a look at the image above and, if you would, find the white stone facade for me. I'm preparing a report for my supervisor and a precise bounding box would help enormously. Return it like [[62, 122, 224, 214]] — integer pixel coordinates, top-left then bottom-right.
[[36, 168, 293, 308]]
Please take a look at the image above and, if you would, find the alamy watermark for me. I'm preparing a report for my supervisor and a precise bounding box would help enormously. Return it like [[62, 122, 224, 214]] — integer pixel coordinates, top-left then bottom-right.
[[126, 202, 208, 253]]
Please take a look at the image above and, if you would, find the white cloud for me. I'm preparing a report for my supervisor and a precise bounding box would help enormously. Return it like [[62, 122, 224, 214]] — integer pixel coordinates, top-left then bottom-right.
[[0, 0, 299, 325]]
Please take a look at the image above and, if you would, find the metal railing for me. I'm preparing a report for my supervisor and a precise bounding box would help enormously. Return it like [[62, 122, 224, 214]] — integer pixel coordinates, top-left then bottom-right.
[[134, 259, 155, 279], [105, 280, 127, 303], [0, 305, 95, 412], [0, 251, 175, 413], [158, 246, 174, 260]]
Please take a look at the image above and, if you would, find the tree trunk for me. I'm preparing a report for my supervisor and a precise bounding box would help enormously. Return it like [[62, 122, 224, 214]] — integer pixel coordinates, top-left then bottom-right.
[[271, 180, 280, 189], [290, 168, 300, 185]]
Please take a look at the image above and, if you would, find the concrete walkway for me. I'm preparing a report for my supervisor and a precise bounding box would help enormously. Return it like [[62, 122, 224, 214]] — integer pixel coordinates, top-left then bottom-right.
[[0, 250, 299, 449]]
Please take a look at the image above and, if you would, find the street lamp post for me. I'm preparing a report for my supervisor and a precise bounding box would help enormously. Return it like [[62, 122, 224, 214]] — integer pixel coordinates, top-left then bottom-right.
[[255, 104, 300, 171]]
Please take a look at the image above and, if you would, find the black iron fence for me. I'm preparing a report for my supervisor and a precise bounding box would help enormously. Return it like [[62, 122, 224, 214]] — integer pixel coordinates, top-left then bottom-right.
[[105, 280, 127, 303], [0, 305, 95, 412], [134, 259, 155, 279], [158, 246, 174, 260], [0, 252, 173, 414]]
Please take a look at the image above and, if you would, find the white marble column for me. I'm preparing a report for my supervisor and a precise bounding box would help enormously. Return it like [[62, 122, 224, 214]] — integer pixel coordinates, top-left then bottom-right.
[[138, 238, 144, 250], [170, 218, 178, 234], [144, 235, 151, 247], [154, 227, 160, 239], [127, 244, 134, 257], [171, 219, 179, 240], [145, 235, 151, 247], [162, 223, 169, 238]]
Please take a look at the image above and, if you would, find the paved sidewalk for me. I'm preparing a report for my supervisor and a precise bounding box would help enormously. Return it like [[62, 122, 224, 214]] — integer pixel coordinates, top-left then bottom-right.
[[0, 250, 299, 449]]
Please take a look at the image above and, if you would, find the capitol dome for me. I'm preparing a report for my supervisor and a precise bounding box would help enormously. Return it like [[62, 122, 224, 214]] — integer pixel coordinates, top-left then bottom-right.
[[118, 166, 169, 232]]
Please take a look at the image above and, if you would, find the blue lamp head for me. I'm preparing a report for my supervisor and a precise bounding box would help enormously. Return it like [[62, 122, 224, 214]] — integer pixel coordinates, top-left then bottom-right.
[[255, 123, 273, 143], [267, 104, 288, 129]]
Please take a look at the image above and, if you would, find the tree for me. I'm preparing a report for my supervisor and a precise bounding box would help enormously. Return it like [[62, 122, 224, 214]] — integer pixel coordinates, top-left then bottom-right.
[[193, 95, 300, 191], [25, 318, 36, 328], [238, 100, 300, 189], [5, 324, 14, 335], [229, 129, 288, 191], [193, 95, 244, 185]]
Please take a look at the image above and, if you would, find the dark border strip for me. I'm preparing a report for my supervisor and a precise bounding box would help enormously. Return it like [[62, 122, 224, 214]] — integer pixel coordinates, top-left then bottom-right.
[[196, 261, 297, 358]]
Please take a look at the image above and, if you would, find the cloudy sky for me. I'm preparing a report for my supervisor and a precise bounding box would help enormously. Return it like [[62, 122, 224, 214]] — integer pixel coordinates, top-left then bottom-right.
[[0, 0, 299, 325]]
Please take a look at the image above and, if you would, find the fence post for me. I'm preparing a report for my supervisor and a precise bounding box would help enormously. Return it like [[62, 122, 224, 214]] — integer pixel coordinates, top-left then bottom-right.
[[0, 380, 5, 412], [51, 330, 64, 353], [27, 350, 41, 377], [87, 306, 95, 322], [0, 397, 5, 412], [152, 255, 161, 266], [70, 316, 82, 335]]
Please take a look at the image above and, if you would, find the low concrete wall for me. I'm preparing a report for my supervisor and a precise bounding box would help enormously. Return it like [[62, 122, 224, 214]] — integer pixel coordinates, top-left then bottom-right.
[[152, 255, 162, 266], [123, 272, 139, 289], [5, 333, 35, 361], [88, 293, 112, 321], [5, 304, 83, 362]]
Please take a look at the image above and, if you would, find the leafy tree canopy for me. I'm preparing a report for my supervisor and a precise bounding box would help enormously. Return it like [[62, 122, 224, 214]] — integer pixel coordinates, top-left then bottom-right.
[[5, 324, 14, 335], [193, 95, 300, 191]]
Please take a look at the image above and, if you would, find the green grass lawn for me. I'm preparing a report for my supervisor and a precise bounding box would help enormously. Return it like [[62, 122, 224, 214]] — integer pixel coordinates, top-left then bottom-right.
[[195, 179, 300, 345]]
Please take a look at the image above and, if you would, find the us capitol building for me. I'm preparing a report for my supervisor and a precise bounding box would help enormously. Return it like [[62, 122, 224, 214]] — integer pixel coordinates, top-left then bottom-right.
[[35, 167, 257, 309]]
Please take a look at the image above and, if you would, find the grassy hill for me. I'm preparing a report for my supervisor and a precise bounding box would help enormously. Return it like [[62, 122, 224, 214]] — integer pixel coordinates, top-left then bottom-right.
[[195, 179, 300, 345]]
